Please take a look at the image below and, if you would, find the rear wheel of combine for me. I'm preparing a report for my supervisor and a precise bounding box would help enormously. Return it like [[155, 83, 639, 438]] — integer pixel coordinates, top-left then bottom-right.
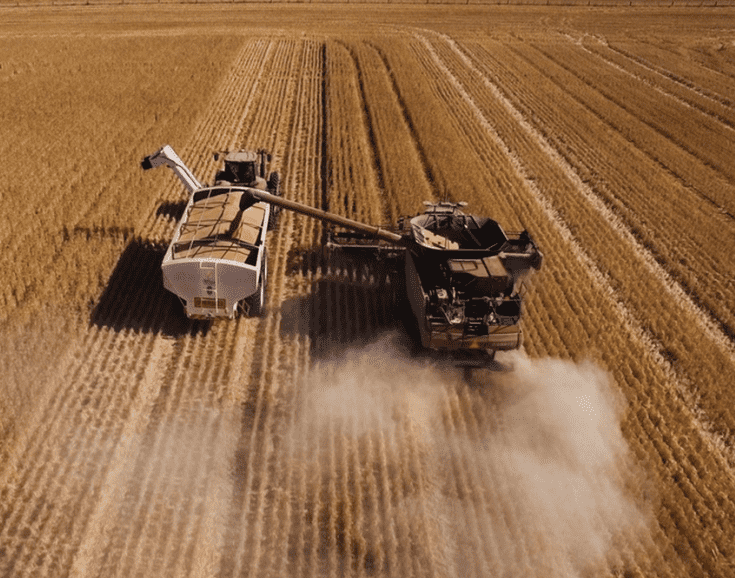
[[463, 366, 473, 382]]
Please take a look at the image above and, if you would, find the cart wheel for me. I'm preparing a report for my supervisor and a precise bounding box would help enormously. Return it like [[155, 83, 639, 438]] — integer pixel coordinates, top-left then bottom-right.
[[249, 253, 267, 317]]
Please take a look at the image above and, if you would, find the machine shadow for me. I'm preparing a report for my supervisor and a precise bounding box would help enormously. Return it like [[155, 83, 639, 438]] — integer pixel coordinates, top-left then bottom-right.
[[155, 200, 187, 223], [91, 238, 210, 338], [279, 247, 418, 360]]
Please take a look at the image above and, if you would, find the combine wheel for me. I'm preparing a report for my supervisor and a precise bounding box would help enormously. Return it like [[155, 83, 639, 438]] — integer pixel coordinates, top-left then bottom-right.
[[267, 171, 280, 194]]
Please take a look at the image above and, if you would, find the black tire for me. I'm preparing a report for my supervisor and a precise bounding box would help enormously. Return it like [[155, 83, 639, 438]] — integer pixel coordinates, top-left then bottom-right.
[[267, 172, 281, 231], [249, 253, 267, 317], [267, 171, 280, 195], [267, 206, 279, 231]]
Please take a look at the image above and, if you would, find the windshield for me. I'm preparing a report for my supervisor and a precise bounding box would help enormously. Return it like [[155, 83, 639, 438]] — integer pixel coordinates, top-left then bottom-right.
[[224, 160, 256, 184]]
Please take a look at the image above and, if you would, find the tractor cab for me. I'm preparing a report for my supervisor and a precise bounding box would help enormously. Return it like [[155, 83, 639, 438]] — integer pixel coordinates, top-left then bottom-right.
[[214, 150, 271, 188]]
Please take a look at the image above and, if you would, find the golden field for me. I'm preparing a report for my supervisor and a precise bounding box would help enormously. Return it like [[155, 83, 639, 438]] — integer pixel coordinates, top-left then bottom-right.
[[0, 5, 734, 577]]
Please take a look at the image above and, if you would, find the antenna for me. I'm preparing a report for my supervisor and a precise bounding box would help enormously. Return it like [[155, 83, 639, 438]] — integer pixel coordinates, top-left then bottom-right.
[[441, 186, 449, 204]]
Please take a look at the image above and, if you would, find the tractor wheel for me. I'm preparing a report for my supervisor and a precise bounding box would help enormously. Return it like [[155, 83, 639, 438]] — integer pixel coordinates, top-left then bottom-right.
[[267, 172, 281, 230], [267, 171, 280, 195]]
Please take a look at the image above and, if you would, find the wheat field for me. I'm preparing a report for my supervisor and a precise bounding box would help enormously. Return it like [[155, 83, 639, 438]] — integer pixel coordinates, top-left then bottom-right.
[[0, 5, 734, 577]]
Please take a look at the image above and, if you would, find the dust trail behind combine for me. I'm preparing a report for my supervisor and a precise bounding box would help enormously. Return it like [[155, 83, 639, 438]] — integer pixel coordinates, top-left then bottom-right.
[[291, 336, 651, 577]]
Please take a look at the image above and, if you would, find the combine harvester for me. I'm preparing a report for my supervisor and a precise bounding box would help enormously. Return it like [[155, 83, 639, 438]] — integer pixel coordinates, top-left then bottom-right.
[[142, 145, 543, 369]]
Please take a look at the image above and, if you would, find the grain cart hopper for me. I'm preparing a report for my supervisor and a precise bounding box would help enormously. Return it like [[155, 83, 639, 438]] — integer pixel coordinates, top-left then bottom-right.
[[232, 188, 543, 368], [141, 145, 280, 319]]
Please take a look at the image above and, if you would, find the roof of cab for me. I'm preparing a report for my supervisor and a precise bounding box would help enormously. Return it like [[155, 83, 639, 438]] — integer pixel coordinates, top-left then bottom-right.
[[224, 150, 258, 163]]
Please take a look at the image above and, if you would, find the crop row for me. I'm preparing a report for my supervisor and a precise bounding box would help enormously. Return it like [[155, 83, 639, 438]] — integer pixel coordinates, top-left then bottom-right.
[[530, 40, 735, 332], [347, 41, 435, 219], [357, 28, 735, 576], [460, 35, 727, 464], [0, 33, 241, 467], [2, 16, 735, 577], [0, 34, 281, 578], [411, 30, 735, 576], [605, 38, 735, 102], [370, 32, 651, 574]]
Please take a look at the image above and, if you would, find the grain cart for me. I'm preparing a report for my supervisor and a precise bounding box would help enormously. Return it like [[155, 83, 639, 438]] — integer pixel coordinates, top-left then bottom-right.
[[141, 145, 280, 319]]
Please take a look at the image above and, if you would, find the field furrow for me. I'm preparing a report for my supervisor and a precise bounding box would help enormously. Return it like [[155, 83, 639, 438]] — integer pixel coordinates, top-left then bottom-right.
[[0, 33, 277, 578], [611, 38, 735, 100], [425, 31, 735, 430], [0, 36, 243, 326], [432, 27, 735, 446], [579, 36, 735, 131], [325, 40, 383, 225], [533, 41, 735, 214], [89, 36, 307, 578], [460, 38, 735, 345]]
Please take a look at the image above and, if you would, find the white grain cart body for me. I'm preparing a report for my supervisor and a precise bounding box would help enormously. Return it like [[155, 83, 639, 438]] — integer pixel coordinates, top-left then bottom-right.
[[162, 186, 270, 319], [142, 145, 274, 319]]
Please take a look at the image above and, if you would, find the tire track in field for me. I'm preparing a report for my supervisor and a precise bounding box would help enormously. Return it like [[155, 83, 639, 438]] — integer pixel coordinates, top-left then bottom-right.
[[299, 34, 493, 578], [325, 40, 383, 225], [244, 40, 328, 578], [414, 30, 735, 576], [344, 41, 388, 213], [208, 37, 391, 578]]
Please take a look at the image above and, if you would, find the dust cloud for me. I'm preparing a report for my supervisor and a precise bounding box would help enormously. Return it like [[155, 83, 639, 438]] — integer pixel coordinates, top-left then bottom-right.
[[69, 406, 240, 578], [296, 335, 651, 577]]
